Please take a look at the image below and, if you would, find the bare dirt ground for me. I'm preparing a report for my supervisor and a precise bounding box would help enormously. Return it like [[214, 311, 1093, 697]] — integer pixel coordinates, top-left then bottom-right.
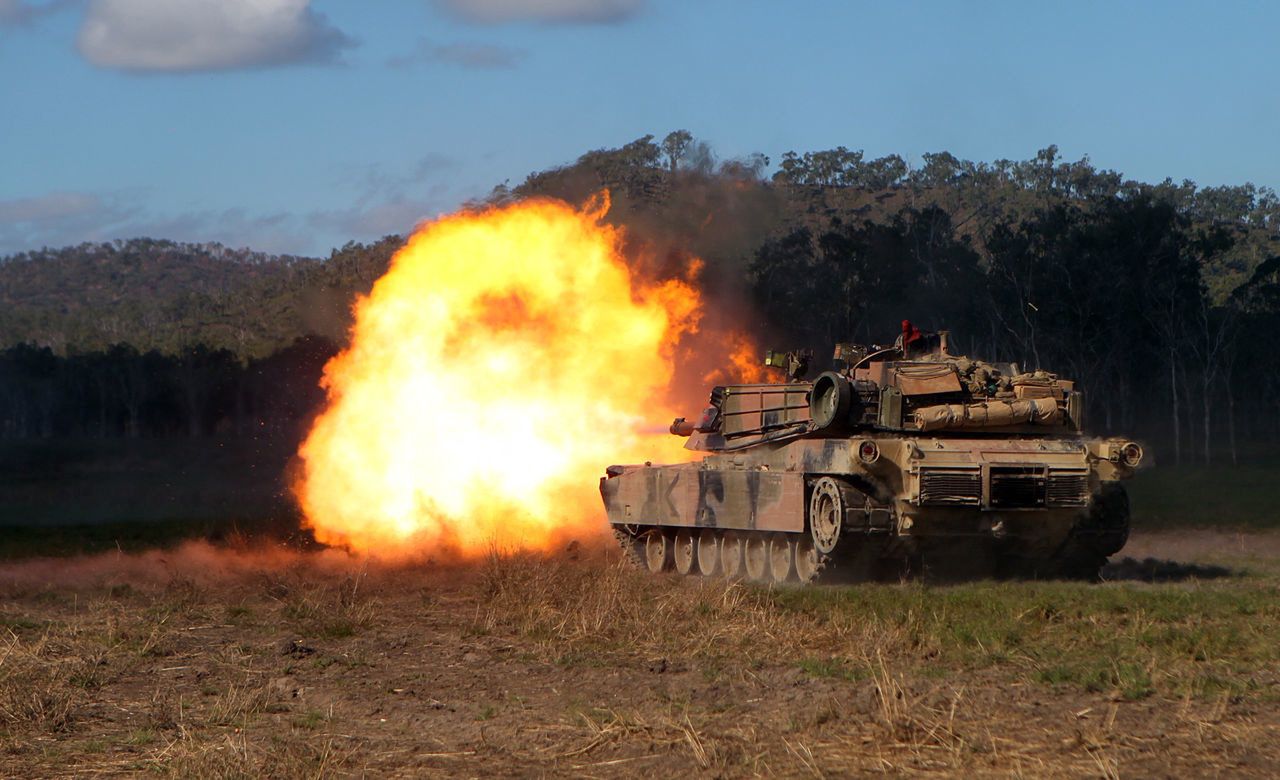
[[2, 531, 1278, 778]]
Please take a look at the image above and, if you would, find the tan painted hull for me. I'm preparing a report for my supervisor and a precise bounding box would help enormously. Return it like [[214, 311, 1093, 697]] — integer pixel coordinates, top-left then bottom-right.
[[601, 434, 1136, 582]]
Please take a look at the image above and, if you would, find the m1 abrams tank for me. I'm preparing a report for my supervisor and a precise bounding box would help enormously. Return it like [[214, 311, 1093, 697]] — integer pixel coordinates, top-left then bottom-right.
[[600, 323, 1144, 583]]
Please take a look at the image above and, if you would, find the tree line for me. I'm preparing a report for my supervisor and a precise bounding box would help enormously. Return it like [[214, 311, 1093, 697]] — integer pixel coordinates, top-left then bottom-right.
[[1, 134, 1277, 466], [0, 337, 335, 441], [750, 197, 1277, 464]]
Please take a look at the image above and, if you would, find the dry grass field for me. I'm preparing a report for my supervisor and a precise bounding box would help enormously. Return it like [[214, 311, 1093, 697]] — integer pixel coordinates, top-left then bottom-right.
[[1, 531, 1278, 778]]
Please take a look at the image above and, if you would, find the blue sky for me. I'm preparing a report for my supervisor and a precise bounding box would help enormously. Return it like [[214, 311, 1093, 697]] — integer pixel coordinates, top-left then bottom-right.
[[2, 0, 1277, 256]]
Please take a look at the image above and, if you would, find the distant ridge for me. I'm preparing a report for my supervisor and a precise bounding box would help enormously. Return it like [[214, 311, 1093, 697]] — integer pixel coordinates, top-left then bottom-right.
[[0, 237, 403, 357]]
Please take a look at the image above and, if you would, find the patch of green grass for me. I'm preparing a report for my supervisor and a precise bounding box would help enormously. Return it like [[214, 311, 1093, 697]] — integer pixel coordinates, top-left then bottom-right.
[[1037, 660, 1154, 699], [554, 650, 610, 669], [797, 658, 865, 681], [292, 710, 329, 730], [1129, 460, 1280, 530], [317, 620, 357, 639], [767, 577, 1280, 699], [0, 613, 44, 631], [310, 653, 372, 671], [124, 728, 157, 746]]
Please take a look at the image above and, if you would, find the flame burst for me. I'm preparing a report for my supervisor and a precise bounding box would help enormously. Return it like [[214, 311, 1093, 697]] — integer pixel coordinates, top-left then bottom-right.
[[297, 196, 721, 558]]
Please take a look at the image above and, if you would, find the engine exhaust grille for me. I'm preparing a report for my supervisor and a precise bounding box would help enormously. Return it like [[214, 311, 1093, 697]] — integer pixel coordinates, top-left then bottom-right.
[[1047, 473, 1090, 506], [919, 469, 981, 506]]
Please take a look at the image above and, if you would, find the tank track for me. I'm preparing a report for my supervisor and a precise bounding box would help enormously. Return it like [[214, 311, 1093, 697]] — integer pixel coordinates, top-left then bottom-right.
[[613, 526, 647, 569], [934, 484, 1132, 582], [1053, 483, 1131, 581], [609, 526, 898, 585]]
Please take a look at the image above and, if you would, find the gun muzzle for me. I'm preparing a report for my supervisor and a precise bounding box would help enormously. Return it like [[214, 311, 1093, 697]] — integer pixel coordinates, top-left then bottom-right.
[[669, 417, 696, 437]]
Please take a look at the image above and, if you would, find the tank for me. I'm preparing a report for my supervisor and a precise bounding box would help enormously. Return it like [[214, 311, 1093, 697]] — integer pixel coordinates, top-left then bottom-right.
[[600, 323, 1144, 583]]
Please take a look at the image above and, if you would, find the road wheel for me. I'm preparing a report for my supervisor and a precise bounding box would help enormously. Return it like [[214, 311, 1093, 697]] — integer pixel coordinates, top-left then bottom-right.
[[695, 532, 720, 577], [720, 532, 745, 579], [768, 535, 796, 583], [744, 534, 769, 582], [643, 530, 673, 573], [794, 537, 822, 583], [673, 529, 696, 575], [808, 477, 845, 555]]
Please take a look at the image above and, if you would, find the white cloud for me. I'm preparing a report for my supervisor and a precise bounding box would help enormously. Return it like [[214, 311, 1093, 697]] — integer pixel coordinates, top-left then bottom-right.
[[0, 192, 116, 225], [312, 160, 457, 238], [353, 155, 460, 197], [0, 191, 138, 251], [309, 197, 440, 239], [0, 0, 71, 26], [0, 190, 317, 256], [0, 155, 466, 256], [434, 0, 643, 24], [76, 0, 354, 73]]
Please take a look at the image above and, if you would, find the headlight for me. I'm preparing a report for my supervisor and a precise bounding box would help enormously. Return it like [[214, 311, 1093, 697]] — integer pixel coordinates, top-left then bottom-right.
[[1119, 442, 1143, 467]]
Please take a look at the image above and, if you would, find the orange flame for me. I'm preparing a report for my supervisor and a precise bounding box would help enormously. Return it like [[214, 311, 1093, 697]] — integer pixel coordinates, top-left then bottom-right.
[[702, 330, 772, 385], [295, 196, 742, 559]]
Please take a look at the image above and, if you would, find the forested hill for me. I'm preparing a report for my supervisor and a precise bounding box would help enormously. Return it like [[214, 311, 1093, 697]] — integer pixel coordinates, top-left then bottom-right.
[[2, 137, 1279, 461], [0, 237, 403, 358], [3, 141, 1277, 359]]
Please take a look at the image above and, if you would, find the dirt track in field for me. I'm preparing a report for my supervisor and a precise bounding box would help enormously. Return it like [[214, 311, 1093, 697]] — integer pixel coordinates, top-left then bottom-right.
[[1119, 528, 1280, 563], [1, 530, 1278, 778]]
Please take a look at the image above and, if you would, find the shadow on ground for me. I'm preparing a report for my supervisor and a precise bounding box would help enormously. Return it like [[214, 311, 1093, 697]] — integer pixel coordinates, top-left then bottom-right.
[[1102, 556, 1234, 582]]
